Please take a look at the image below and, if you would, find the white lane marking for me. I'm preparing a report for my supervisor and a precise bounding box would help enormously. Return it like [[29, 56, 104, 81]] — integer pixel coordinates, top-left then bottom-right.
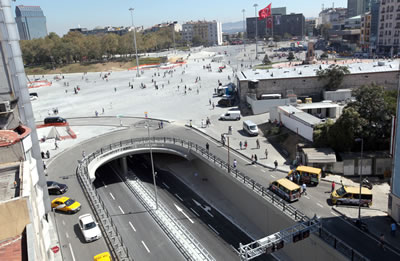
[[190, 208, 200, 217], [109, 192, 115, 200], [252, 165, 257, 168], [162, 182, 170, 189], [175, 204, 194, 224], [62, 220, 65, 226], [129, 221, 136, 232], [175, 193, 184, 201], [102, 181, 107, 188], [208, 224, 220, 235], [118, 206, 125, 214], [304, 196, 310, 199], [271, 175, 276, 178], [65, 232, 69, 238], [69, 243, 76, 261], [331, 211, 339, 217], [317, 203, 324, 208], [261, 169, 266, 173], [141, 241, 151, 253]]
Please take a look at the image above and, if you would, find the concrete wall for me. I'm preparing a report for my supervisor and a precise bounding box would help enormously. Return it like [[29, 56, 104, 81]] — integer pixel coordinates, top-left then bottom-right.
[[190, 155, 347, 261], [246, 95, 291, 114], [279, 112, 314, 141], [0, 197, 30, 240], [238, 70, 399, 104]]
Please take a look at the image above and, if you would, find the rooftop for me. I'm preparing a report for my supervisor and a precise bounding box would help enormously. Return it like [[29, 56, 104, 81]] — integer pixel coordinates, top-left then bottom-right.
[[278, 105, 322, 127], [302, 147, 337, 163], [239, 60, 399, 81], [297, 102, 340, 110]]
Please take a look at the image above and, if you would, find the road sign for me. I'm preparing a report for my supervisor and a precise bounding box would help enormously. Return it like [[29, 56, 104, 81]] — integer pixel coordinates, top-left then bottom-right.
[[51, 246, 60, 253]]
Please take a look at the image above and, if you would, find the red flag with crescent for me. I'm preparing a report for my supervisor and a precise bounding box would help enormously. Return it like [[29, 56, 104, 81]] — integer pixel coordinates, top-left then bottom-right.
[[258, 3, 272, 20]]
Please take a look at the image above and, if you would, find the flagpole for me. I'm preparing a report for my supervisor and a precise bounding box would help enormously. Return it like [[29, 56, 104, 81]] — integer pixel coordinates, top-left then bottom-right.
[[254, 3, 258, 60]]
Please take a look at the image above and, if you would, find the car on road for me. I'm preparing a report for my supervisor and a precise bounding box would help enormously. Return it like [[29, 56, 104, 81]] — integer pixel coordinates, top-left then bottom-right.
[[46, 181, 68, 195], [94, 252, 111, 261], [219, 110, 241, 120], [51, 197, 81, 213], [44, 116, 67, 125], [78, 213, 102, 242]]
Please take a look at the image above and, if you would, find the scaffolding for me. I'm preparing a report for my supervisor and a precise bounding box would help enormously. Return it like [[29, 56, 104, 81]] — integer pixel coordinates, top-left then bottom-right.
[[239, 218, 321, 260]]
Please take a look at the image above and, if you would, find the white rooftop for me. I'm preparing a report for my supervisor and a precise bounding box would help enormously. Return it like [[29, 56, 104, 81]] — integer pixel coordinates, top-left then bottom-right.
[[278, 105, 322, 126], [239, 60, 400, 81], [297, 102, 340, 110]]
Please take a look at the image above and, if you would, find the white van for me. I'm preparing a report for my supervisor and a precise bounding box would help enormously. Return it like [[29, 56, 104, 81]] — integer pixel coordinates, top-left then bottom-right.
[[220, 110, 241, 121], [243, 120, 259, 136]]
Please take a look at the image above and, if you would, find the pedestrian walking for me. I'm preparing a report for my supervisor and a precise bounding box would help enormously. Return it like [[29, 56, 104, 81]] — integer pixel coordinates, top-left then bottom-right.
[[160, 121, 164, 129], [254, 154, 258, 163], [302, 183, 307, 195], [251, 155, 254, 164], [391, 222, 397, 236], [239, 141, 243, 150], [265, 148, 268, 159], [256, 139, 260, 149], [244, 140, 248, 150], [102, 107, 104, 114], [95, 110, 98, 117], [209, 98, 211, 105], [379, 233, 385, 249], [296, 173, 301, 184], [46, 150, 50, 159], [331, 181, 335, 192], [41, 151, 45, 159], [212, 102, 215, 109], [206, 142, 209, 152], [82, 150, 86, 158], [274, 160, 278, 170], [233, 159, 237, 169], [54, 141, 58, 150]]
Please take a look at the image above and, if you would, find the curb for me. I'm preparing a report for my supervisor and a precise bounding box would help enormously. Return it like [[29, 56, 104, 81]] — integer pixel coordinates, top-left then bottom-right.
[[186, 124, 288, 174]]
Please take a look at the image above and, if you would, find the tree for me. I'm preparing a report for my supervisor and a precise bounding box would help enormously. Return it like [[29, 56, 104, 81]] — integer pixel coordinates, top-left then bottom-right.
[[317, 64, 350, 91], [287, 52, 295, 61], [262, 54, 271, 65], [319, 23, 332, 40], [320, 52, 328, 59]]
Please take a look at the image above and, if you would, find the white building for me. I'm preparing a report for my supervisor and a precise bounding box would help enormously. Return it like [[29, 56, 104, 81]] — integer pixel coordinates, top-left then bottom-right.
[[182, 20, 222, 46]]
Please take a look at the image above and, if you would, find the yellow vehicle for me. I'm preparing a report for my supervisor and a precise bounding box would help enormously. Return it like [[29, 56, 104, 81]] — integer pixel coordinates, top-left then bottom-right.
[[288, 166, 322, 186], [269, 178, 301, 202], [331, 186, 373, 207], [94, 252, 111, 261], [51, 197, 81, 214]]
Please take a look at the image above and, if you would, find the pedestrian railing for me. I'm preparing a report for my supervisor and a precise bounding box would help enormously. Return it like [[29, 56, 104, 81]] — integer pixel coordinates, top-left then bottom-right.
[[82, 136, 369, 261], [77, 162, 132, 261]]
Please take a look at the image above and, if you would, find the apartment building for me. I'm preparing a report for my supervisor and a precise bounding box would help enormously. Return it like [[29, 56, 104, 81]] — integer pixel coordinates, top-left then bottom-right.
[[360, 12, 372, 52], [377, 0, 400, 55], [182, 20, 222, 46]]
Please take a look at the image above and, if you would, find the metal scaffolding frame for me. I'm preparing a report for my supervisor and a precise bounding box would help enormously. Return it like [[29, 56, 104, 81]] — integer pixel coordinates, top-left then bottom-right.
[[239, 218, 321, 260]]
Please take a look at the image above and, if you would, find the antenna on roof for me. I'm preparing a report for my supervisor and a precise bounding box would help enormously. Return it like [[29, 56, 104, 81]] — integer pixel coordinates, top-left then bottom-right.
[[322, 4, 324, 11], [332, 2, 334, 9]]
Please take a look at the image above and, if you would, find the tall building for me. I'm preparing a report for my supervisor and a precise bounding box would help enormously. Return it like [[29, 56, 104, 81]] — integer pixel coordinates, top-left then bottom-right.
[[377, 0, 400, 55], [360, 12, 372, 52], [317, 8, 348, 30], [182, 20, 222, 46], [348, 0, 372, 17], [0, 0, 53, 260], [15, 5, 47, 40]]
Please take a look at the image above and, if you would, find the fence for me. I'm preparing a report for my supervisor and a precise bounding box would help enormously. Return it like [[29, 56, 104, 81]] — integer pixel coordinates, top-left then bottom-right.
[[82, 136, 369, 261]]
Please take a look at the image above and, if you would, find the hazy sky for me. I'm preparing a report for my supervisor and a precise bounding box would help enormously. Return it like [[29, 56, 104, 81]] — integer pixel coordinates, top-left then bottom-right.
[[12, 0, 347, 36]]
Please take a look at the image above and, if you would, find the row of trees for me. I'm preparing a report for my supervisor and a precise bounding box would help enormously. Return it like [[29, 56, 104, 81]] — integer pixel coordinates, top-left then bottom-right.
[[313, 84, 397, 152], [20, 28, 182, 66]]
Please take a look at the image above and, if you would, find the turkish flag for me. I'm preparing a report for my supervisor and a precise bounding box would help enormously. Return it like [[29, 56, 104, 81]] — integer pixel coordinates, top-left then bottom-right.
[[267, 17, 273, 28], [258, 3, 272, 20]]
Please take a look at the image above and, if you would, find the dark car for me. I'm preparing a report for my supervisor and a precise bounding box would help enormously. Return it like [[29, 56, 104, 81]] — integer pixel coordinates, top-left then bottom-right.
[[47, 181, 68, 195], [44, 116, 67, 124]]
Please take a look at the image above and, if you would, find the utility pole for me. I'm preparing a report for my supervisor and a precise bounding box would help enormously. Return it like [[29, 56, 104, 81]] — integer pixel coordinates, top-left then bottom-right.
[[172, 22, 177, 54], [242, 9, 246, 52], [227, 136, 231, 173], [129, 8, 140, 78], [254, 4, 258, 60]]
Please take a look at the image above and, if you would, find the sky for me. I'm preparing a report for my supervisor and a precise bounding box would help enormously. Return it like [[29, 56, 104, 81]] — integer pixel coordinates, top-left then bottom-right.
[[12, 0, 347, 36]]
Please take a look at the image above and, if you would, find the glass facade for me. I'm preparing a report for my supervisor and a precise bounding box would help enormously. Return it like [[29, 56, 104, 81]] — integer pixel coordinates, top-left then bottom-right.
[[15, 5, 47, 40]]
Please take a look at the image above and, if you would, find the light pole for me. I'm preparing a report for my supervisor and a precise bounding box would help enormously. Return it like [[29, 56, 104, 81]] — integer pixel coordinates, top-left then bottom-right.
[[253, 3, 258, 60], [129, 8, 140, 78], [355, 138, 363, 221], [242, 9, 246, 52], [147, 121, 158, 210], [171, 22, 177, 54]]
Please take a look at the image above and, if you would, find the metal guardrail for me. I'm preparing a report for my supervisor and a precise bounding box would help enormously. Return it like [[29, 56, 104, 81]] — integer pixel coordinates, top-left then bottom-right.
[[76, 162, 132, 261], [83, 136, 369, 261]]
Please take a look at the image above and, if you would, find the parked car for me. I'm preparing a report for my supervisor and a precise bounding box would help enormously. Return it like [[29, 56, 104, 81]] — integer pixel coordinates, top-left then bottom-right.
[[44, 116, 67, 124], [219, 110, 241, 120], [47, 181, 68, 195], [51, 197, 81, 214], [78, 214, 102, 242]]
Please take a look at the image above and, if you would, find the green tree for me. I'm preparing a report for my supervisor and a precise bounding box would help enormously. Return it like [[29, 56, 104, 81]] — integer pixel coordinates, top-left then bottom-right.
[[317, 64, 350, 91], [262, 54, 272, 65], [287, 52, 295, 61]]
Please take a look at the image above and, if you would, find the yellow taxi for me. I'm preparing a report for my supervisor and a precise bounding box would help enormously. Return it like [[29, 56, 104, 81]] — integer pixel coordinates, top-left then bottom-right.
[[51, 197, 81, 214], [94, 252, 111, 261]]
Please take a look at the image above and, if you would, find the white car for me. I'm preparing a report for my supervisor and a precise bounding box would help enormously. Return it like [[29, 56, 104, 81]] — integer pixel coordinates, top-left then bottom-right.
[[78, 214, 102, 242]]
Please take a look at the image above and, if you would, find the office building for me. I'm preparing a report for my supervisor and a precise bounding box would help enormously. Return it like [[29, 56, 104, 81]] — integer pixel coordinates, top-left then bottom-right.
[[305, 19, 317, 37], [15, 5, 47, 40], [369, 0, 380, 53], [377, 0, 400, 55], [271, 7, 286, 15], [318, 8, 348, 30], [348, 0, 372, 17], [182, 20, 222, 46], [0, 1, 53, 260], [360, 12, 372, 52]]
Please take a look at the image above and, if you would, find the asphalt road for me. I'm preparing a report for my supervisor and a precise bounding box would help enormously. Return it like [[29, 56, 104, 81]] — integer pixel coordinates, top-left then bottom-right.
[[47, 120, 400, 260]]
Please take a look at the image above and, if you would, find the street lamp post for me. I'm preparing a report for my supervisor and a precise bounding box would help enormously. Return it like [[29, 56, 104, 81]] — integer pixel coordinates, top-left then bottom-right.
[[355, 138, 364, 221], [253, 4, 258, 60], [172, 22, 177, 54], [129, 8, 140, 78], [147, 121, 158, 210], [242, 9, 246, 52]]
